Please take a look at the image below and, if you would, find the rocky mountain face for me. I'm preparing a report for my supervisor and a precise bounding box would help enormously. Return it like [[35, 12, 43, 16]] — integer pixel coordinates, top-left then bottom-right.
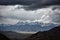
[[0, 22, 58, 32], [24, 26, 60, 40]]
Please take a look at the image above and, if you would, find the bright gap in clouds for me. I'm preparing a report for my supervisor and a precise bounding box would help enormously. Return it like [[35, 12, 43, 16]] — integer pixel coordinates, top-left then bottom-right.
[[0, 5, 60, 24]]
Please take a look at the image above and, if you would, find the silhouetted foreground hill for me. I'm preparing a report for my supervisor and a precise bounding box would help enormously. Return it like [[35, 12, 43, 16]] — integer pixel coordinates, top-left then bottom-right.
[[0, 31, 33, 40], [0, 33, 10, 40], [25, 26, 60, 40]]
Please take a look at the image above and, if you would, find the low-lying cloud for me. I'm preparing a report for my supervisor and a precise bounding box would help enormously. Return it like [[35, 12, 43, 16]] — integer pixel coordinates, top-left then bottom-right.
[[0, 5, 60, 24]]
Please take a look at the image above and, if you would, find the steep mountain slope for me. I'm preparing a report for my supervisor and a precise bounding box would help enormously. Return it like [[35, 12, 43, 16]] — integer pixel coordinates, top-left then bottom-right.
[[25, 26, 60, 40]]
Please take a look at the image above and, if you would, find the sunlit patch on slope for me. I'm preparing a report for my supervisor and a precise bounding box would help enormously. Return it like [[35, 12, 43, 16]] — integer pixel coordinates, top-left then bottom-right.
[[15, 31, 36, 34]]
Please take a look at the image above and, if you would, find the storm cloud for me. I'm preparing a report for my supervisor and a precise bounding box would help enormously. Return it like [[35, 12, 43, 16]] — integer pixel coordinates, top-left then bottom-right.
[[25, 0, 60, 10], [0, 0, 60, 10]]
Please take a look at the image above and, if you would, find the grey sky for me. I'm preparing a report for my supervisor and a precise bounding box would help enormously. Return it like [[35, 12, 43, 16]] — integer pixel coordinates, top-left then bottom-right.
[[0, 5, 60, 24]]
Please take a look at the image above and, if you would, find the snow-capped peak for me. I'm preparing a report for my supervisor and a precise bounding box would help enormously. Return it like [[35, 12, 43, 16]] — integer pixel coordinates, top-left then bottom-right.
[[16, 20, 58, 27]]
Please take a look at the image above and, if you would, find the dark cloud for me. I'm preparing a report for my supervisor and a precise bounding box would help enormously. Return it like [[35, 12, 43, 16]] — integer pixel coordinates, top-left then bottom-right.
[[0, 0, 34, 5], [0, 0, 60, 10], [25, 0, 60, 10]]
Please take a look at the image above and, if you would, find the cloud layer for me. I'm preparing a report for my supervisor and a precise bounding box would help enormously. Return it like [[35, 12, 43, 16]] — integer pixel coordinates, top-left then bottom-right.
[[24, 0, 60, 10], [0, 5, 60, 24], [0, 0, 60, 10]]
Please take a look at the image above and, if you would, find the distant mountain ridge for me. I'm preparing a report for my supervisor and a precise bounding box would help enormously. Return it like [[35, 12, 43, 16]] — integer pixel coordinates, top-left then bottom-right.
[[0, 22, 59, 32]]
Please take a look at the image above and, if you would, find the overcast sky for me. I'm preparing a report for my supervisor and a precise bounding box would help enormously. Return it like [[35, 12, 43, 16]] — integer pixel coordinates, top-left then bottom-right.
[[0, 0, 60, 24]]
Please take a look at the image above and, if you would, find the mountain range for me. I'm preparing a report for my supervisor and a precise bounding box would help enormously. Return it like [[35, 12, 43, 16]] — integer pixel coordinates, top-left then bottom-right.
[[0, 22, 58, 32], [0, 25, 60, 40]]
